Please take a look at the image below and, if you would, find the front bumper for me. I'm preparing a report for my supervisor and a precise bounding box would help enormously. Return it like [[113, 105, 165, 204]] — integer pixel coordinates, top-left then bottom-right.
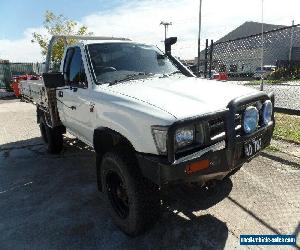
[[137, 92, 275, 186], [137, 123, 273, 185]]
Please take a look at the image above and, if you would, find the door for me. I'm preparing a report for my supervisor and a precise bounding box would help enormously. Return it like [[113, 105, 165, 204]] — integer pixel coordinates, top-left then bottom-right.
[[57, 46, 94, 144]]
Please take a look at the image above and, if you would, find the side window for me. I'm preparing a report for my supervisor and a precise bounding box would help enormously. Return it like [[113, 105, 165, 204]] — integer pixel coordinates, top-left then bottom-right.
[[64, 47, 87, 88], [63, 48, 74, 83]]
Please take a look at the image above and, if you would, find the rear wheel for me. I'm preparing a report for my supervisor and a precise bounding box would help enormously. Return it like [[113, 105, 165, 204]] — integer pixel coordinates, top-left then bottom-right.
[[39, 115, 63, 154], [100, 151, 160, 236]]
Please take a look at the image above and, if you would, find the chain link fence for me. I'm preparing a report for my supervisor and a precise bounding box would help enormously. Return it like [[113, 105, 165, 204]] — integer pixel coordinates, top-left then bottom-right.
[[0, 62, 44, 90], [198, 24, 300, 143]]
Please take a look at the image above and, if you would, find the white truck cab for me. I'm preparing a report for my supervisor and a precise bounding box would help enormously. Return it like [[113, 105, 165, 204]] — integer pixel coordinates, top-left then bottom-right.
[[20, 35, 275, 236]]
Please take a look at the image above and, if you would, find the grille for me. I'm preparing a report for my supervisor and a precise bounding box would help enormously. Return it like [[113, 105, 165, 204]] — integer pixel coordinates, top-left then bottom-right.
[[209, 117, 226, 142]]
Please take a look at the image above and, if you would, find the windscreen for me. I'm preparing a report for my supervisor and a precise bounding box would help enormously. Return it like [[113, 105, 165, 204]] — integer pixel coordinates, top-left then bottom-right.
[[87, 43, 180, 84]]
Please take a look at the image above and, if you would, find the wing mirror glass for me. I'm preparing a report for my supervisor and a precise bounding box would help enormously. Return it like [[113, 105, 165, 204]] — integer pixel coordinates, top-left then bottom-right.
[[42, 72, 65, 88]]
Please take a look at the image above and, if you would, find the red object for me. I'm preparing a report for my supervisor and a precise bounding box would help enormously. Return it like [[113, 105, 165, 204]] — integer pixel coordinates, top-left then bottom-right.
[[186, 159, 210, 174], [10, 75, 39, 98], [11, 81, 21, 97], [217, 72, 228, 81]]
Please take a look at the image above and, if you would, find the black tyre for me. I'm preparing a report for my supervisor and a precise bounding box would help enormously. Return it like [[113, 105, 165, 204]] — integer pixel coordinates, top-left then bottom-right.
[[39, 116, 63, 154], [100, 151, 160, 236]]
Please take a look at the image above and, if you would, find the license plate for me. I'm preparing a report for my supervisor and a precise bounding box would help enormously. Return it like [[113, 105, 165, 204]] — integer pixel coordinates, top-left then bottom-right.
[[244, 137, 262, 158]]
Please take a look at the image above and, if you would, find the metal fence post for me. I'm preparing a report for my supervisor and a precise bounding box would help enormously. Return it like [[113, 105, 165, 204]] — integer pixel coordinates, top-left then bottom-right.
[[209, 39, 214, 78], [204, 39, 208, 78], [3, 62, 12, 90]]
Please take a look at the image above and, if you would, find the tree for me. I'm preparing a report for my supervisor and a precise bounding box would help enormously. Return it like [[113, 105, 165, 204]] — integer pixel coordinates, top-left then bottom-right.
[[31, 11, 93, 65]]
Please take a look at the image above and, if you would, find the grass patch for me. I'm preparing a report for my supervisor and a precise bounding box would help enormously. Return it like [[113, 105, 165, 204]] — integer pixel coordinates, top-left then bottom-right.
[[274, 113, 300, 143], [265, 145, 280, 153]]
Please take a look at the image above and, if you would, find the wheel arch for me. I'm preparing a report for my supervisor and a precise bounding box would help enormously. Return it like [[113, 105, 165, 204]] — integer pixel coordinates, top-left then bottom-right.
[[93, 127, 138, 191], [93, 127, 137, 156]]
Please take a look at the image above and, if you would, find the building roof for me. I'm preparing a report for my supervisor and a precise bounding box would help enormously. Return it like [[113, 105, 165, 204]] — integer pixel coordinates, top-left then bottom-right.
[[195, 21, 300, 63], [216, 21, 286, 43]]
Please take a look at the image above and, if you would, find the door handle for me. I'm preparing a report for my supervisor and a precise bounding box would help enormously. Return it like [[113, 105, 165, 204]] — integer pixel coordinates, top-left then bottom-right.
[[58, 91, 63, 97]]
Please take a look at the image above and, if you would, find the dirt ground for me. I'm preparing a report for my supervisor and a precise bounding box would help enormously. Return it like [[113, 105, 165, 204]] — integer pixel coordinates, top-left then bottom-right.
[[0, 99, 299, 250]]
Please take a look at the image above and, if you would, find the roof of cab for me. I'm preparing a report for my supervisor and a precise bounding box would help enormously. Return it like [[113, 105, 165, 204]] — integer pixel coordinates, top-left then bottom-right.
[[82, 39, 134, 45]]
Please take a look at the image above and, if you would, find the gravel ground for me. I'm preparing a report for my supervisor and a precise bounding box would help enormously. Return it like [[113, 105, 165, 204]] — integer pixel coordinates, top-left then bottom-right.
[[0, 99, 299, 249], [228, 81, 300, 111]]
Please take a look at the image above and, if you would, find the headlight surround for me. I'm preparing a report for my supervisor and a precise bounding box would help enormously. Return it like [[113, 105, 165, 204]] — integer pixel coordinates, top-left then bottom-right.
[[262, 100, 273, 125], [175, 126, 195, 149], [152, 123, 206, 155], [152, 127, 168, 154], [243, 106, 259, 134]]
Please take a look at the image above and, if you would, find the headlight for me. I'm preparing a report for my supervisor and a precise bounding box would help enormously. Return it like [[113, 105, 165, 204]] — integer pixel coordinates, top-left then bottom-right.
[[262, 100, 273, 125], [152, 128, 167, 154], [243, 106, 259, 134], [175, 127, 194, 148]]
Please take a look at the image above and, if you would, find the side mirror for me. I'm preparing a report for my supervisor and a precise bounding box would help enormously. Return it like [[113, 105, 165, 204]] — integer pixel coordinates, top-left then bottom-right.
[[42, 72, 65, 88]]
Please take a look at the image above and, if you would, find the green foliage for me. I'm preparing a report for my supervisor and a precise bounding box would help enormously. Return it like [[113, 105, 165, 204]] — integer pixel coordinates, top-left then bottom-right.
[[269, 67, 300, 80], [274, 113, 300, 143], [31, 11, 93, 64]]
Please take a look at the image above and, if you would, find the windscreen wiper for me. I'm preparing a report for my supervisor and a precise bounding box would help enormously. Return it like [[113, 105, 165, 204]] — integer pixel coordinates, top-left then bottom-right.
[[160, 71, 182, 78], [168, 70, 182, 76], [109, 72, 153, 86]]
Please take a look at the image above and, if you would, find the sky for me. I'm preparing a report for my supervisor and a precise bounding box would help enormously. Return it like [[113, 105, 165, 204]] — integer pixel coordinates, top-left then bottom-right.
[[0, 0, 298, 62]]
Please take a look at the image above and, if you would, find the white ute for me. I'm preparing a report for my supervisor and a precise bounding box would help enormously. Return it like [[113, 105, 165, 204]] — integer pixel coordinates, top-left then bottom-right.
[[20, 35, 275, 235]]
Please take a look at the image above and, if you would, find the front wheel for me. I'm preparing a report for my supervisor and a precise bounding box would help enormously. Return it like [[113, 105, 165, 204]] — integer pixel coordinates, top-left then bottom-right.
[[100, 151, 160, 236]]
